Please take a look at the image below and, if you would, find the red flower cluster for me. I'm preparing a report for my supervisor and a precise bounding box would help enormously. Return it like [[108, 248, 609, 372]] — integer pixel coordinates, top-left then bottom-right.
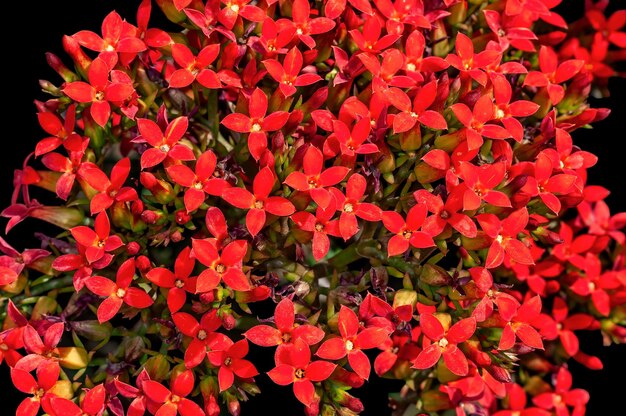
[[1, 0, 626, 415]]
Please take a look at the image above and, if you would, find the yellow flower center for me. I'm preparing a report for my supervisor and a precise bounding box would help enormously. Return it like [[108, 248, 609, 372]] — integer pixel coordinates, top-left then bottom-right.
[[345, 340, 354, 351]]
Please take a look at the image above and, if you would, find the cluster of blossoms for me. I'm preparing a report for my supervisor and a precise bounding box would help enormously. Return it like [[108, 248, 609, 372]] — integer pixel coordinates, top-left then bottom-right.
[[2, 0, 626, 415]]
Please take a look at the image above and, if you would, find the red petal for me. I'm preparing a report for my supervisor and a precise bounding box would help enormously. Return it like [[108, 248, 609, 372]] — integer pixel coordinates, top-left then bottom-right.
[[348, 349, 371, 380], [293, 379, 315, 406], [420, 313, 445, 341], [97, 296, 123, 322], [413, 343, 442, 370], [245, 326, 281, 347], [124, 288, 154, 309], [316, 337, 347, 360], [442, 345, 469, 376], [338, 306, 359, 339]]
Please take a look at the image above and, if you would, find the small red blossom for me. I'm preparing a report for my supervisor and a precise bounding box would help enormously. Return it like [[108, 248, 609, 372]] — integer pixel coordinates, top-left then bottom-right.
[[523, 46, 584, 105], [70, 212, 123, 264], [62, 57, 135, 127], [135, 116, 195, 169], [87, 157, 138, 214], [221, 88, 290, 160], [166, 150, 230, 212], [268, 339, 336, 407], [192, 238, 251, 292], [85, 258, 153, 323], [291, 202, 341, 261], [72, 11, 146, 55], [387, 81, 448, 133], [328, 174, 382, 241], [222, 166, 295, 237], [208, 339, 259, 392], [382, 204, 435, 256], [476, 208, 534, 269], [47, 384, 107, 416], [244, 297, 325, 351], [316, 306, 390, 380], [413, 314, 476, 376], [142, 370, 205, 416], [451, 95, 512, 150], [173, 310, 223, 368], [284, 146, 350, 210], [263, 47, 322, 97], [532, 368, 589, 416], [499, 295, 544, 350], [168, 43, 221, 89], [145, 246, 198, 313]]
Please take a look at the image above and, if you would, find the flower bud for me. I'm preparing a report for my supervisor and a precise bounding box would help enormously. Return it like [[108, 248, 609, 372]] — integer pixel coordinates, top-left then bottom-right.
[[136, 255, 152, 274], [46, 52, 78, 83], [175, 209, 192, 225], [170, 230, 183, 243], [31, 206, 84, 230], [140, 172, 175, 204], [126, 241, 141, 256], [62, 35, 91, 77]]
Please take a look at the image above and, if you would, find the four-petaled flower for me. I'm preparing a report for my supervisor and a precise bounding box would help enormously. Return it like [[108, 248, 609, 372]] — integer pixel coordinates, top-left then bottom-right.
[[268, 338, 336, 407], [135, 116, 195, 169], [316, 306, 390, 380], [222, 166, 295, 237], [413, 314, 476, 376], [85, 257, 154, 323], [192, 238, 251, 292]]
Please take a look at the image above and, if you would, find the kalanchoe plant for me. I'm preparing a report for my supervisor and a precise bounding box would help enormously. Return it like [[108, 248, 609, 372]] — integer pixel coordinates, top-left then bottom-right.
[[1, 0, 626, 415]]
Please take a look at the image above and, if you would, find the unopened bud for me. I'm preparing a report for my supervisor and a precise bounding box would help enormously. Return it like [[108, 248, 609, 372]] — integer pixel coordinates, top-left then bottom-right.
[[126, 242, 141, 256]]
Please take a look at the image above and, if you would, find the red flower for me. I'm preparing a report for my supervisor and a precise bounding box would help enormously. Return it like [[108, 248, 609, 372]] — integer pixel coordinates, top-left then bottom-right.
[[47, 384, 107, 416], [142, 370, 205, 416], [135, 116, 195, 169], [493, 383, 551, 416], [0, 327, 24, 367], [192, 238, 251, 292], [166, 150, 230, 212], [476, 208, 534, 269], [349, 17, 400, 54], [244, 297, 325, 350], [87, 157, 138, 214], [551, 297, 596, 357], [326, 118, 379, 158], [34, 105, 77, 156], [387, 81, 448, 133], [70, 212, 123, 264], [413, 314, 476, 376], [291, 202, 341, 261], [457, 161, 511, 211], [41, 135, 89, 200], [451, 95, 512, 150], [316, 306, 390, 380], [325, 0, 373, 20], [446, 32, 501, 86], [570, 254, 620, 316], [263, 46, 322, 97], [381, 204, 435, 257], [499, 295, 544, 350], [16, 323, 65, 372], [524, 151, 578, 214], [358, 49, 417, 94], [414, 188, 477, 238], [268, 338, 336, 407], [491, 74, 540, 143], [221, 88, 290, 160], [0, 237, 50, 287], [62, 57, 135, 127], [402, 31, 449, 81], [72, 11, 146, 55], [523, 46, 584, 105], [173, 310, 223, 368], [287, 0, 335, 49], [168, 43, 221, 89], [329, 174, 382, 240], [375, 0, 430, 35], [217, 0, 265, 30], [207, 339, 259, 392], [284, 146, 350, 209], [114, 369, 151, 416], [586, 9, 626, 48], [145, 246, 198, 313], [222, 166, 295, 237], [11, 361, 59, 416], [532, 368, 589, 415], [85, 258, 153, 323]]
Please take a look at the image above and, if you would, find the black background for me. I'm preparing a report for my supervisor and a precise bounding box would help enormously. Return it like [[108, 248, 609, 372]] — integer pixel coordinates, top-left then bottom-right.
[[1, 1, 624, 415]]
